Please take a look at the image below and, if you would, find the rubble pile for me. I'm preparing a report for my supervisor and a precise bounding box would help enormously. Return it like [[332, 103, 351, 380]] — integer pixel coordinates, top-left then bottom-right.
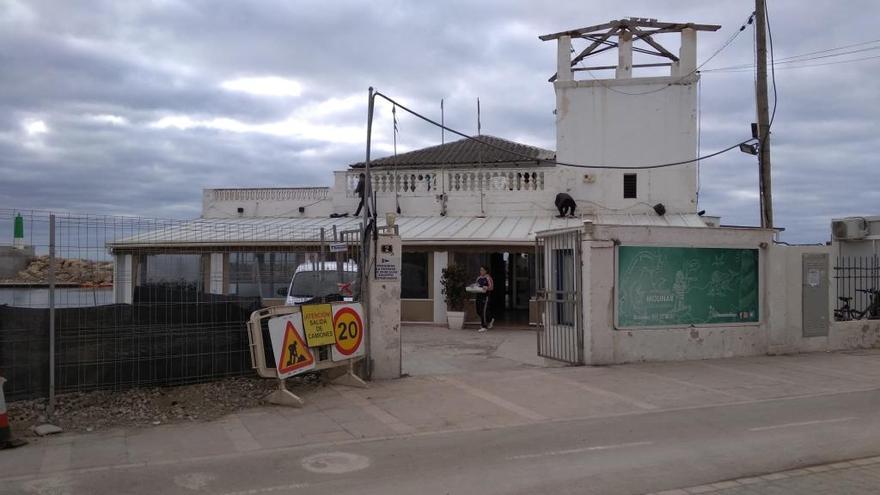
[[1, 255, 113, 285], [6, 376, 321, 435]]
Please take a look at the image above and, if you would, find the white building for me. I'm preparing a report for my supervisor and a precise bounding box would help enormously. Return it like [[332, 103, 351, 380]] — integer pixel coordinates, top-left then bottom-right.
[[111, 18, 730, 328]]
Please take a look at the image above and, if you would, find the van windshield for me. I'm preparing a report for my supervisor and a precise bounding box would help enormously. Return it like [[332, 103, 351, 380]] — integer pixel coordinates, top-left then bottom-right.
[[290, 271, 358, 298]]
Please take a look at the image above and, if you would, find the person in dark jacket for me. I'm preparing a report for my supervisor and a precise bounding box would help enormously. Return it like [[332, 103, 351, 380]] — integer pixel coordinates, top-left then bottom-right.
[[353, 173, 366, 216], [555, 192, 577, 217], [475, 265, 495, 332]]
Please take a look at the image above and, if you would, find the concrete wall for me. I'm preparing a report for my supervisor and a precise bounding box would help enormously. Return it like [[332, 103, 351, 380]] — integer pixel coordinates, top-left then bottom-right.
[[0, 246, 34, 279], [581, 224, 774, 365], [579, 224, 880, 365], [202, 187, 333, 219], [768, 244, 880, 354]]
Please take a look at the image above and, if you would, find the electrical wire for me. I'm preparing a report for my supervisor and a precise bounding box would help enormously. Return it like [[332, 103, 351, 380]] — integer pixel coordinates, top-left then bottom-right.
[[372, 91, 753, 170], [576, 11, 756, 96], [704, 53, 880, 73], [704, 42, 880, 72]]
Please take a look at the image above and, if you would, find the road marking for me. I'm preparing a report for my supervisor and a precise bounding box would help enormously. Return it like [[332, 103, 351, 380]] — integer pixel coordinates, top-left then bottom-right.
[[440, 376, 547, 421], [222, 415, 261, 452], [507, 441, 653, 460], [628, 368, 753, 401], [332, 386, 416, 435], [778, 361, 874, 382], [300, 452, 370, 474], [219, 483, 309, 495], [539, 371, 658, 410], [39, 441, 71, 473], [696, 361, 801, 386], [749, 416, 857, 432]]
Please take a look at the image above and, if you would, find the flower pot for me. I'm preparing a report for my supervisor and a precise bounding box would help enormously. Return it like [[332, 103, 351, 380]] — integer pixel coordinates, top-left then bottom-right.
[[446, 311, 465, 330]]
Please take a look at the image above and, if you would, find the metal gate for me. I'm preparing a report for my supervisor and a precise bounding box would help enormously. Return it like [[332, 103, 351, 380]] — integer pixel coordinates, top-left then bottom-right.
[[535, 228, 584, 365]]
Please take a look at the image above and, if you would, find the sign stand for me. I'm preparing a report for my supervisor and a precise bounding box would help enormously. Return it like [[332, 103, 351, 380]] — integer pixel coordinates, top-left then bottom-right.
[[331, 360, 368, 388], [247, 304, 370, 408], [266, 379, 306, 408]]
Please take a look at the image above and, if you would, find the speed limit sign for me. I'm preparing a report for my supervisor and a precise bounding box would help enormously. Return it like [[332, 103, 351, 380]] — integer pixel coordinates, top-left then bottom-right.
[[331, 303, 365, 361]]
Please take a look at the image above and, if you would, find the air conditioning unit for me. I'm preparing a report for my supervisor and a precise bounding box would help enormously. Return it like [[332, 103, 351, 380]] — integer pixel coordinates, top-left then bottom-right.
[[832, 217, 868, 240]]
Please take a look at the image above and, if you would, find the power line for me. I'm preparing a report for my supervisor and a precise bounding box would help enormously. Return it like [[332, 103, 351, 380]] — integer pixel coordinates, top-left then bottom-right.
[[372, 91, 752, 170], [577, 11, 756, 96], [704, 41, 880, 72]]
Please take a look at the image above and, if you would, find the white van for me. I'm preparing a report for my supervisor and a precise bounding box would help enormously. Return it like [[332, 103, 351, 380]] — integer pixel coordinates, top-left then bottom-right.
[[282, 260, 359, 306]]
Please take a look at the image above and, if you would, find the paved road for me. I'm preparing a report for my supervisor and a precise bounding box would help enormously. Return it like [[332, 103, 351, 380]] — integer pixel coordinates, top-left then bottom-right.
[[4, 387, 880, 494], [4, 346, 880, 494]]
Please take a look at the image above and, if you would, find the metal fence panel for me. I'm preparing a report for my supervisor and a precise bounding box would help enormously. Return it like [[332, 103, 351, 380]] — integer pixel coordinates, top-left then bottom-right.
[[535, 228, 583, 365], [833, 255, 880, 321], [0, 209, 361, 401]]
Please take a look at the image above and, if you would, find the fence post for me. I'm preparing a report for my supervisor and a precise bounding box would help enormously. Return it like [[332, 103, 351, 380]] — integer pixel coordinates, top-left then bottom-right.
[[47, 214, 56, 418]]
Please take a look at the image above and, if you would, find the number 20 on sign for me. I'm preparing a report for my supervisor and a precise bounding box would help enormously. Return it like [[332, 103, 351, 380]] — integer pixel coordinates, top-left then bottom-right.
[[331, 303, 365, 361]]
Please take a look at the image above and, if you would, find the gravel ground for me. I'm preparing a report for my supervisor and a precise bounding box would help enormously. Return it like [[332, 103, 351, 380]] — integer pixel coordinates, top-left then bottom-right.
[[6, 374, 322, 437]]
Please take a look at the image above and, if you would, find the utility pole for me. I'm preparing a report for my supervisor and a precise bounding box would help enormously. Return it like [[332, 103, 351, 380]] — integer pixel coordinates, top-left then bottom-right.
[[755, 0, 773, 228]]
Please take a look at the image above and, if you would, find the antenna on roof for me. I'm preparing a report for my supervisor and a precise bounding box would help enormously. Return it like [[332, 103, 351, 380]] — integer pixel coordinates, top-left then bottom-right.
[[441, 98, 445, 144], [476, 97, 481, 136]]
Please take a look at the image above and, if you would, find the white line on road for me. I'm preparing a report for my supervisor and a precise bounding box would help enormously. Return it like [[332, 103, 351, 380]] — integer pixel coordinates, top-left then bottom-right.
[[749, 416, 857, 432], [539, 371, 658, 410], [332, 386, 417, 435], [507, 441, 653, 460], [219, 482, 309, 495], [440, 376, 547, 422]]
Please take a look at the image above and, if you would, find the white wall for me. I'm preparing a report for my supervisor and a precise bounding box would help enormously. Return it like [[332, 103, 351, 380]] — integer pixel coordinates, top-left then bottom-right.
[[555, 77, 699, 215], [202, 188, 333, 219]]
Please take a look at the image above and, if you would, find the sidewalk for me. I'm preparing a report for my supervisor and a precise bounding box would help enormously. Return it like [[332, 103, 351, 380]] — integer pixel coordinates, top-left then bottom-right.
[[651, 455, 880, 494], [3, 346, 880, 482]]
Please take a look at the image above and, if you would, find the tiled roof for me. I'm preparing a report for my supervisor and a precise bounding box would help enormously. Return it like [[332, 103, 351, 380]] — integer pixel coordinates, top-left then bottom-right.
[[350, 135, 556, 169]]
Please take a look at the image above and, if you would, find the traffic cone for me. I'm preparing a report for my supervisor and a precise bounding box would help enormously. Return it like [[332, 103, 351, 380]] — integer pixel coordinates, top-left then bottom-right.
[[0, 375, 27, 449]]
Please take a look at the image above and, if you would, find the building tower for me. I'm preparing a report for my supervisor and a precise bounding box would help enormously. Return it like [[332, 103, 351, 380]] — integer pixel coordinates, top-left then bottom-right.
[[540, 18, 720, 216]]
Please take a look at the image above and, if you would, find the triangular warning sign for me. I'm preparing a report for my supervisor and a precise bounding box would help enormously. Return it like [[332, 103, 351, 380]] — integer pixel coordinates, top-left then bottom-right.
[[278, 321, 315, 375]]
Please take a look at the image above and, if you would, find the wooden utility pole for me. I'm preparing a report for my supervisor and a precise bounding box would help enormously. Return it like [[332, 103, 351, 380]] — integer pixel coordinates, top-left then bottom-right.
[[755, 0, 773, 228]]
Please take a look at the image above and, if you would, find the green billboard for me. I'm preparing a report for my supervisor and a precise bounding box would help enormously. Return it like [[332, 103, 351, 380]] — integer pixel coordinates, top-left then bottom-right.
[[616, 246, 759, 328]]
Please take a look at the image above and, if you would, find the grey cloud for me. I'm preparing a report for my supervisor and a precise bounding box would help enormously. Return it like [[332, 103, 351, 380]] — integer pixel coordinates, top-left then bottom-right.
[[1, 0, 878, 244]]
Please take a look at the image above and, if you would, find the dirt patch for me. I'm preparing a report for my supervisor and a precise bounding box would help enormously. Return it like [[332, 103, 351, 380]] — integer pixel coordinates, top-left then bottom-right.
[[6, 375, 322, 436]]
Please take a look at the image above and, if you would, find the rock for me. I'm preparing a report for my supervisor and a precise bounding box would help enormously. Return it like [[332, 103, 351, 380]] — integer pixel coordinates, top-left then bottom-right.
[[32, 424, 63, 436]]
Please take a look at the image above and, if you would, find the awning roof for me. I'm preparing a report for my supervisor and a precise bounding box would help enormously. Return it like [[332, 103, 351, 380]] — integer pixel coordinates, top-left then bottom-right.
[[108, 213, 709, 250]]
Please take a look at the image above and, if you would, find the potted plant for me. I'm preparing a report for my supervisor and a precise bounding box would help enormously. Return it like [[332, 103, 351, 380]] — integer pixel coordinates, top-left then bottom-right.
[[440, 264, 469, 330]]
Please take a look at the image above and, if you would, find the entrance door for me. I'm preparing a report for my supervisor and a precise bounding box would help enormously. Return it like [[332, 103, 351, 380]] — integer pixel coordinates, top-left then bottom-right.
[[535, 229, 584, 365]]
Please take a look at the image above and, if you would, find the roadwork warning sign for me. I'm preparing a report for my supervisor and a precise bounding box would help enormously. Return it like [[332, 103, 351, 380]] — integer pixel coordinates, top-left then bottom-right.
[[268, 313, 315, 378], [301, 303, 336, 347]]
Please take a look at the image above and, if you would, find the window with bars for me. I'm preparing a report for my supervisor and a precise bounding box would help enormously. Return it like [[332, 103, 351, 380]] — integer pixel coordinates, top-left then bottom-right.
[[623, 173, 637, 199]]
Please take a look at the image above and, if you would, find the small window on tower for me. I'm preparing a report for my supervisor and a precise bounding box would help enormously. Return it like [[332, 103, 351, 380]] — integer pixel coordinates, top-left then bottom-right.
[[623, 174, 637, 199]]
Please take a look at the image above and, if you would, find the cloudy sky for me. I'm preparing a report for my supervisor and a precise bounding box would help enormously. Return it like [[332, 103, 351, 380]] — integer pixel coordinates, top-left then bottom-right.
[[1, 0, 878, 243]]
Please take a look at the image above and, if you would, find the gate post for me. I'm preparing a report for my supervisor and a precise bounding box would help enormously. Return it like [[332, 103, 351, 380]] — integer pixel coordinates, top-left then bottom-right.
[[367, 232, 402, 379]]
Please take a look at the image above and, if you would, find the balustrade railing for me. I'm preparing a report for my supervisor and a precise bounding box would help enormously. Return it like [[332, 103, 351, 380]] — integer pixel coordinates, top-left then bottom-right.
[[345, 169, 545, 197]]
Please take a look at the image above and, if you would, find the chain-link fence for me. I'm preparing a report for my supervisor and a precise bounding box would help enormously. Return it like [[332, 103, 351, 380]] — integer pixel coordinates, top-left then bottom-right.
[[0, 209, 362, 401]]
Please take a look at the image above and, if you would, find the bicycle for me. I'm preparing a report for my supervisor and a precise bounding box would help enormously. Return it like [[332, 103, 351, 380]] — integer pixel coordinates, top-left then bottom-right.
[[834, 288, 880, 321]]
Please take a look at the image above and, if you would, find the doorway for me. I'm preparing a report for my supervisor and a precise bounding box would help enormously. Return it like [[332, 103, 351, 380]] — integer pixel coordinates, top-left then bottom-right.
[[451, 249, 533, 326]]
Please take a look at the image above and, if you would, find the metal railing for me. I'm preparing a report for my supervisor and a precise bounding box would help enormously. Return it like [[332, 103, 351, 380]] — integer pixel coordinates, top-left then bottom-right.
[[833, 255, 880, 321]]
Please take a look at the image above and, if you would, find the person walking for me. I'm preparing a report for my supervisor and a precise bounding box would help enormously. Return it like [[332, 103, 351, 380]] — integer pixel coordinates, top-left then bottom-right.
[[475, 265, 495, 332], [353, 173, 366, 216]]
